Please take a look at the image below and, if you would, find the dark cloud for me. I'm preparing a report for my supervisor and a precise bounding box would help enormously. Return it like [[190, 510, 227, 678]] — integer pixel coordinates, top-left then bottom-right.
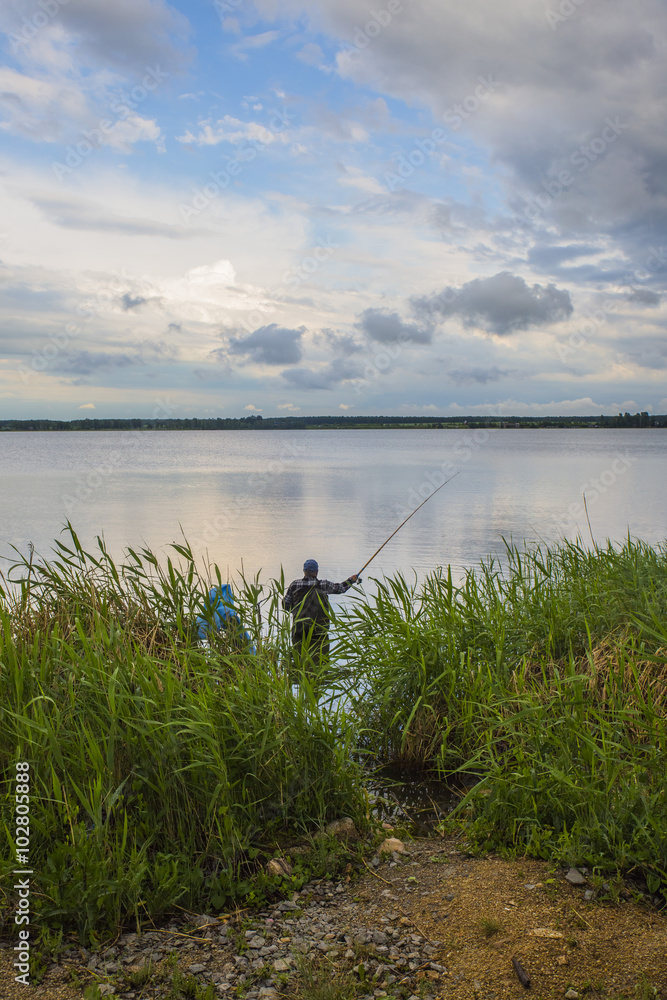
[[446, 365, 514, 385], [281, 358, 359, 389], [229, 324, 304, 365], [412, 271, 573, 335], [357, 308, 432, 344], [31, 196, 207, 240], [121, 294, 148, 310], [56, 0, 191, 75], [54, 350, 141, 375], [314, 329, 364, 355], [528, 245, 600, 270], [627, 288, 661, 306]]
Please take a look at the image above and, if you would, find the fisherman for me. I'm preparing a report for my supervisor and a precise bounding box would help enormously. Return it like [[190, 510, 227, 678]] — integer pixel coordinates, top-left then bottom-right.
[[283, 560, 359, 664]]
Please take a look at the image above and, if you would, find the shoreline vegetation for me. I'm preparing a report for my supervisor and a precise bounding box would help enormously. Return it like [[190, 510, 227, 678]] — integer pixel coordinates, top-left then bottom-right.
[[0, 411, 665, 432], [1, 528, 666, 954]]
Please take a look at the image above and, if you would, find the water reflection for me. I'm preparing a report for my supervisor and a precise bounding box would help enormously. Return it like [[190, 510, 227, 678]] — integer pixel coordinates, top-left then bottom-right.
[[1, 430, 665, 590]]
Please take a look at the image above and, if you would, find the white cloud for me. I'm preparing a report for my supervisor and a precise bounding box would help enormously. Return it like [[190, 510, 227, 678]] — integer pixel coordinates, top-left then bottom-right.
[[337, 165, 386, 196], [177, 114, 291, 147], [104, 114, 163, 152]]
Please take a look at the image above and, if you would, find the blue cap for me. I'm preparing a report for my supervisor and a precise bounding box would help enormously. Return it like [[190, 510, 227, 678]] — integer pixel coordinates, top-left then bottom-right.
[[303, 559, 318, 573]]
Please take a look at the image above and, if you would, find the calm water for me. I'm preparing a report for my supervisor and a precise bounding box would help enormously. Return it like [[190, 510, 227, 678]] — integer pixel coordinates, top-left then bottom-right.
[[0, 429, 665, 589]]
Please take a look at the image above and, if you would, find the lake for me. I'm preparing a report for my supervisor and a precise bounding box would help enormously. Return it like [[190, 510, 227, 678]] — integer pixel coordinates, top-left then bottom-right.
[[0, 429, 665, 590]]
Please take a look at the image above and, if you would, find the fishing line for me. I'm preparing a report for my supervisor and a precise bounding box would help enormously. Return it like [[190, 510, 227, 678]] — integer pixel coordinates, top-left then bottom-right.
[[357, 471, 461, 578]]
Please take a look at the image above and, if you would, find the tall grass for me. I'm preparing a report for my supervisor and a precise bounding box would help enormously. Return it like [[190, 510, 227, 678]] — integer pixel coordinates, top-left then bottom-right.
[[335, 536, 667, 893], [0, 526, 367, 943], [3, 529, 666, 945]]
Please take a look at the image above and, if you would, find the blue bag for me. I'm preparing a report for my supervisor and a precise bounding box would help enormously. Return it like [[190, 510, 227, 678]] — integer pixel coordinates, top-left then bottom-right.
[[196, 584, 255, 653]]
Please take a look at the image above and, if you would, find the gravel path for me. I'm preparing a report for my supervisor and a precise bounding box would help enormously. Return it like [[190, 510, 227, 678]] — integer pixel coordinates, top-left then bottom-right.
[[2, 835, 666, 1000]]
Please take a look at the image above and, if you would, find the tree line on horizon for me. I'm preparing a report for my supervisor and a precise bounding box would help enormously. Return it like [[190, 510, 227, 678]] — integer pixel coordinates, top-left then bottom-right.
[[0, 411, 662, 432]]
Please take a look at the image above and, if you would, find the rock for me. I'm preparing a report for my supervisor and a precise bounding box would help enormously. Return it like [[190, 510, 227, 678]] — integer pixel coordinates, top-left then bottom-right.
[[273, 958, 290, 972], [325, 817, 358, 840], [557, 955, 569, 966], [379, 838, 406, 854], [565, 991, 579, 999], [584, 889, 594, 901], [565, 868, 586, 885], [266, 858, 292, 877], [188, 963, 207, 973], [532, 928, 563, 939]]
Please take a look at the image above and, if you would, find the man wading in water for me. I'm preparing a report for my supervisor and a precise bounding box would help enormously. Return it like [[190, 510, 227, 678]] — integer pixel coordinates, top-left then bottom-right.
[[283, 560, 359, 666]]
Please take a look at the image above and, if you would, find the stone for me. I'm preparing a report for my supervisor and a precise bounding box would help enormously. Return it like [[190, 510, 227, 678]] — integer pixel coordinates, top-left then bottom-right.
[[565, 868, 586, 885], [584, 889, 594, 901], [565, 991, 579, 999], [266, 858, 292, 877], [188, 963, 207, 973], [532, 928, 563, 939], [379, 837, 406, 854], [324, 817, 358, 840]]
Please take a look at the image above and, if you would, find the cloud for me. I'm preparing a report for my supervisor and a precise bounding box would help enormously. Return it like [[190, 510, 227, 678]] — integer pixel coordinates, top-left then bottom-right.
[[337, 165, 386, 195], [38, 0, 191, 76], [228, 30, 282, 60], [229, 324, 304, 365], [177, 114, 291, 147], [78, 402, 95, 409], [446, 365, 515, 385], [297, 42, 325, 66], [121, 293, 148, 310], [0, 67, 90, 143], [412, 272, 573, 335], [627, 288, 661, 306], [54, 350, 142, 376], [31, 194, 207, 239], [281, 358, 359, 389], [357, 308, 432, 344]]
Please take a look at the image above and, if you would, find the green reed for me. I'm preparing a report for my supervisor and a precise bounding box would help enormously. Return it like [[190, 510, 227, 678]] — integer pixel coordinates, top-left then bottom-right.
[[3, 528, 667, 943], [0, 526, 366, 942], [334, 536, 667, 894]]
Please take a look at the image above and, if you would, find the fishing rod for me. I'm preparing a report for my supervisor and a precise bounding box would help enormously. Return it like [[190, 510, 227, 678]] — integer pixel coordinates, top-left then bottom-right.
[[356, 471, 460, 578]]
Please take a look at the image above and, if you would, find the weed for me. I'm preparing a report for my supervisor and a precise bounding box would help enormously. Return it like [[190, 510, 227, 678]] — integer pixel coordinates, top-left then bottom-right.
[[635, 975, 658, 1000], [480, 917, 502, 938], [126, 961, 154, 986]]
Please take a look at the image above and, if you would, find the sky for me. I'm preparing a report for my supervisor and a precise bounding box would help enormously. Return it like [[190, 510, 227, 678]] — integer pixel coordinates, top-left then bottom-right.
[[0, 0, 666, 420]]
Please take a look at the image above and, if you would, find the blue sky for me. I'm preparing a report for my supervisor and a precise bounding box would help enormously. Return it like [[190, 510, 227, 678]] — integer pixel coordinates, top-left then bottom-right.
[[1, 0, 666, 419]]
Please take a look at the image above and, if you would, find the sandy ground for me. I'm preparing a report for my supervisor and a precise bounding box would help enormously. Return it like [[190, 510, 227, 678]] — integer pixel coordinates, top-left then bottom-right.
[[1, 838, 666, 1000]]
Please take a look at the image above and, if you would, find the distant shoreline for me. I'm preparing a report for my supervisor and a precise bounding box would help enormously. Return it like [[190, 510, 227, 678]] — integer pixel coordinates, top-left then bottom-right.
[[0, 412, 664, 432]]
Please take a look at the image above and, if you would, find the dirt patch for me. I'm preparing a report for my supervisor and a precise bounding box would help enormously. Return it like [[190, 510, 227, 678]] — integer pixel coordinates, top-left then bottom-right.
[[361, 841, 667, 998], [1, 837, 665, 999]]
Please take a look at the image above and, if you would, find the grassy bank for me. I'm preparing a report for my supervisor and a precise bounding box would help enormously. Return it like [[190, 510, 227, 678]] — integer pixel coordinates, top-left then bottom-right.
[[336, 537, 667, 894], [2, 529, 666, 949], [0, 527, 367, 945]]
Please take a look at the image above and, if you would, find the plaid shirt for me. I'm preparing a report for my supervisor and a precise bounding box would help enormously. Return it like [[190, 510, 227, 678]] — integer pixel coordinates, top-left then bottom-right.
[[283, 576, 355, 623]]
